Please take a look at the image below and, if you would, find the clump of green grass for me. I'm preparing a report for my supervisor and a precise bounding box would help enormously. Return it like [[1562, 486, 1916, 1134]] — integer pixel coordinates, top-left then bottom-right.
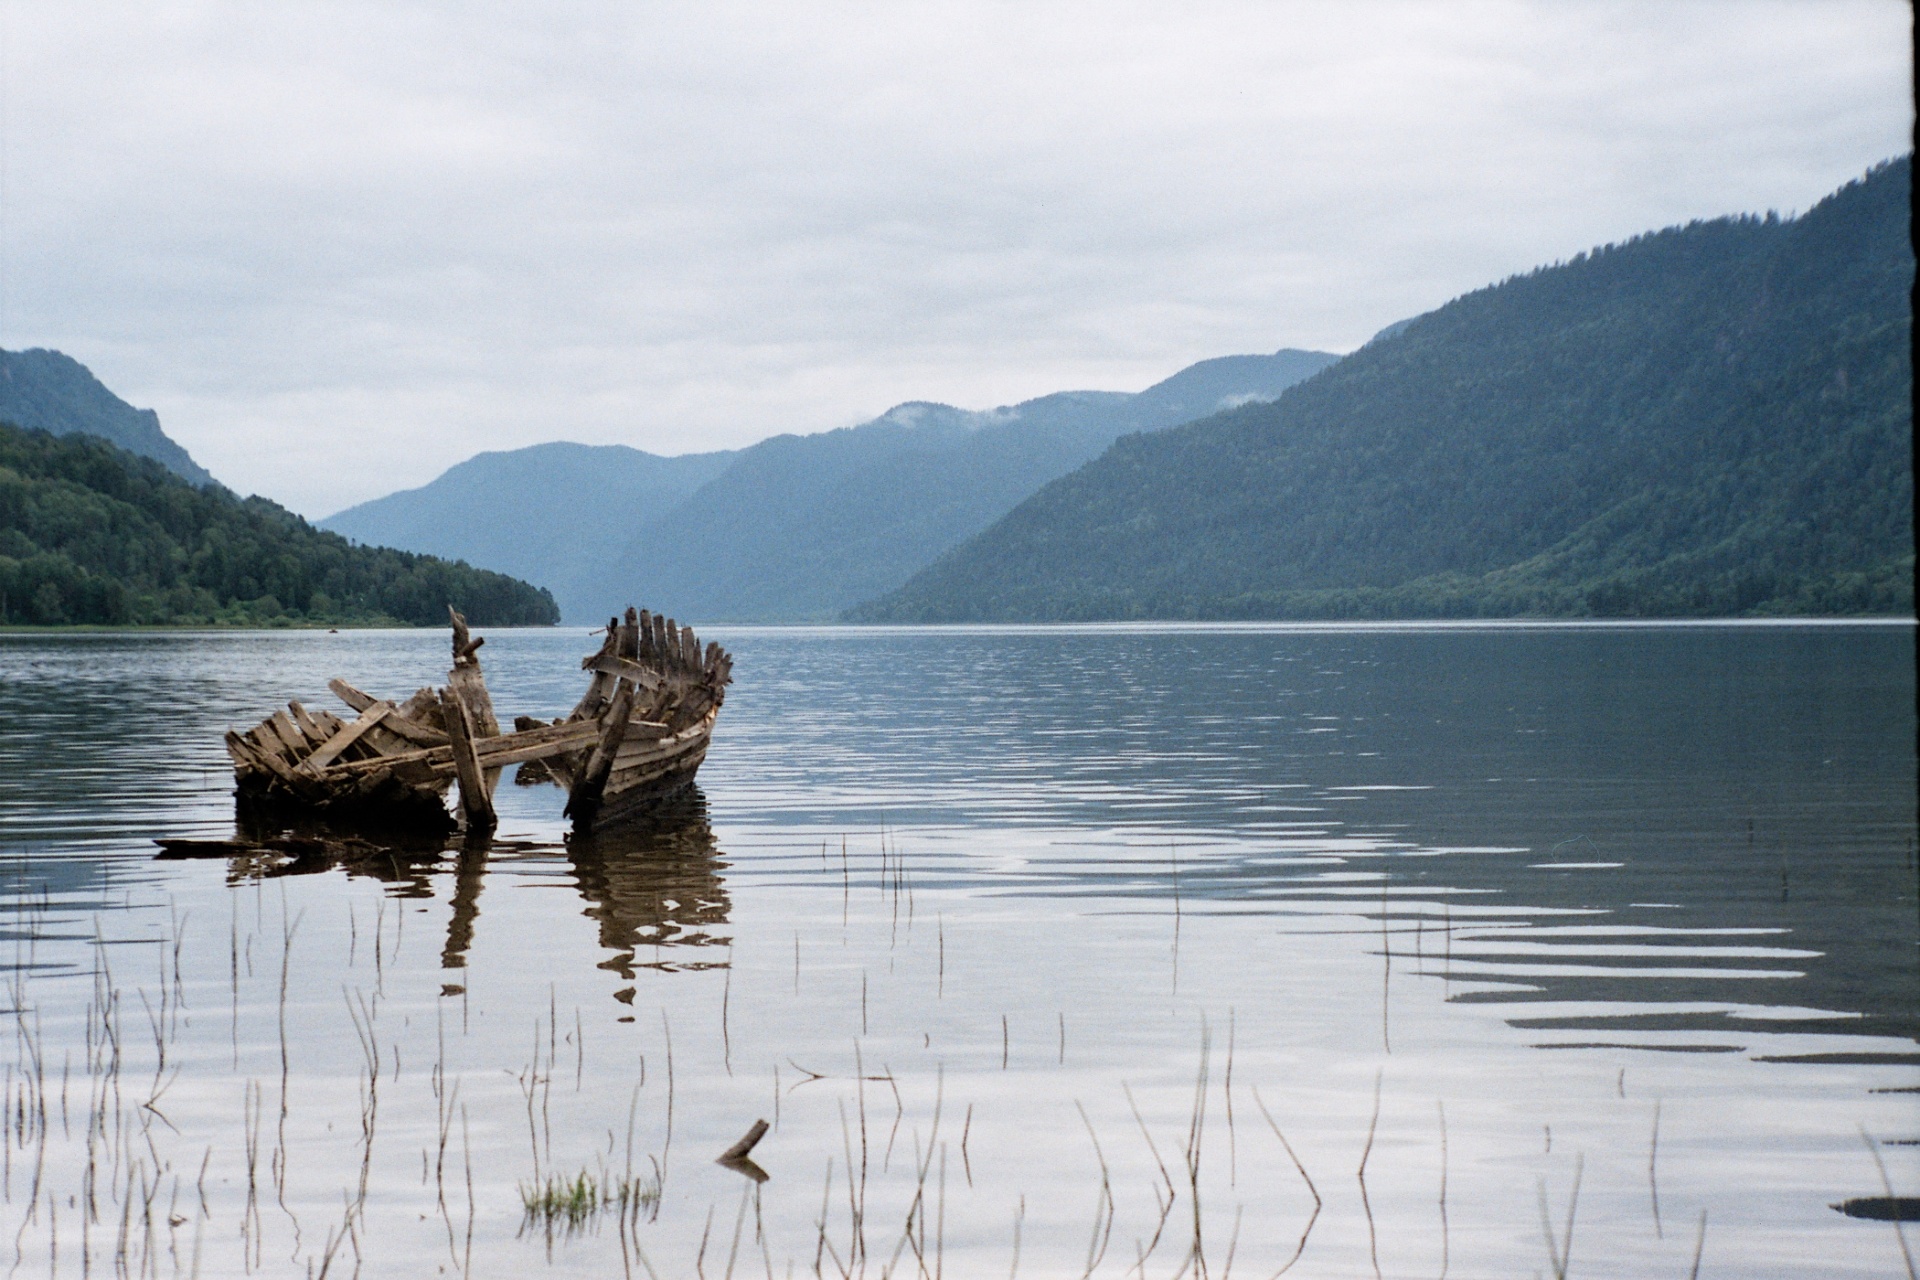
[[519, 1168, 660, 1236]]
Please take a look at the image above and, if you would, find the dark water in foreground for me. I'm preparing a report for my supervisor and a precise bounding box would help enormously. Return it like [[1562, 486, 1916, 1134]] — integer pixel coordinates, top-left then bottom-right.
[[0, 621, 1914, 1277]]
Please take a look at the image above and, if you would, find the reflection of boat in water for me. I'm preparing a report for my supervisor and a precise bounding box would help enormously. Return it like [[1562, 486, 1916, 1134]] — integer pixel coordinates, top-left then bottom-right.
[[439, 789, 730, 981], [565, 789, 731, 978], [159, 787, 732, 989], [222, 606, 731, 833]]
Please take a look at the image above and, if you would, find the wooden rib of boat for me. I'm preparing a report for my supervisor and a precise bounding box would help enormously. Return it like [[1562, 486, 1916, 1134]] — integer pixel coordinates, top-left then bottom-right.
[[225, 606, 732, 832]]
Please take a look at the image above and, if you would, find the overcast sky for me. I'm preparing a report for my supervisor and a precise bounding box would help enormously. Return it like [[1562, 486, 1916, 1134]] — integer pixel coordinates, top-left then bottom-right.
[[2, 1, 1911, 516]]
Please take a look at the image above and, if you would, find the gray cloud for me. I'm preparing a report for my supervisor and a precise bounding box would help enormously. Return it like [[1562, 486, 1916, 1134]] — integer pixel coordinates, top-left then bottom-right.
[[2, 1, 1909, 514]]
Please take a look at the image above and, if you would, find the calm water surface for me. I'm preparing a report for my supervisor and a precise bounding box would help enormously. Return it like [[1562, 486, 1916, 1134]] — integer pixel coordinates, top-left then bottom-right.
[[0, 622, 1914, 1277]]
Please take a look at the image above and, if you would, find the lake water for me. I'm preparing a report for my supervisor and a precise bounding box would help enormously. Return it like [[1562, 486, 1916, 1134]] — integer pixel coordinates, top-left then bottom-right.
[[0, 621, 1914, 1278]]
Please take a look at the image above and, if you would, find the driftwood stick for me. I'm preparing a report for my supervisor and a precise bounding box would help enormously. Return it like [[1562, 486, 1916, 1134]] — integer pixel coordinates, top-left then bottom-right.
[[440, 685, 495, 830], [719, 1119, 770, 1162]]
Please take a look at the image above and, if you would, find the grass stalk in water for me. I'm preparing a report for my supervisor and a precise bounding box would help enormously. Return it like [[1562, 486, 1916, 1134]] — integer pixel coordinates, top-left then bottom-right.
[[520, 1168, 660, 1237]]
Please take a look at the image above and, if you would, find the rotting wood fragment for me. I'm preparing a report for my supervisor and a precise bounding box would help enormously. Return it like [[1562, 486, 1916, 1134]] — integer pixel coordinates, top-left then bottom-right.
[[440, 684, 494, 830]]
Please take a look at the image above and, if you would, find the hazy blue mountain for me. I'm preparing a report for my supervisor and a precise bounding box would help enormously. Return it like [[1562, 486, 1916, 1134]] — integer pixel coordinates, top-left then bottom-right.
[[0, 348, 216, 487], [591, 348, 1339, 621], [321, 442, 737, 618], [855, 158, 1913, 621]]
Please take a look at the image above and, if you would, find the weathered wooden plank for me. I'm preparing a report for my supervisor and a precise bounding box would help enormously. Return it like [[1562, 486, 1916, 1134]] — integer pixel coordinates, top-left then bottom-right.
[[446, 663, 499, 738], [566, 680, 637, 819], [571, 621, 622, 720], [225, 730, 267, 775], [333, 677, 448, 746], [246, 726, 286, 763], [242, 728, 330, 799], [298, 703, 393, 774], [311, 707, 378, 762], [267, 711, 309, 758], [320, 717, 605, 778], [605, 744, 708, 795], [287, 701, 329, 746], [329, 678, 377, 713], [398, 686, 440, 721], [585, 652, 667, 691], [610, 727, 681, 767], [472, 722, 602, 767], [579, 619, 619, 672], [378, 716, 448, 748], [440, 685, 494, 829]]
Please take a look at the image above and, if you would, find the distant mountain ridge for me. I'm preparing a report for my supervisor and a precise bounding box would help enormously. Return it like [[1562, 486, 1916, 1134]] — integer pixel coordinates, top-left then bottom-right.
[[856, 158, 1914, 621], [322, 442, 738, 612], [592, 347, 1338, 622], [0, 348, 215, 487], [323, 347, 1338, 621]]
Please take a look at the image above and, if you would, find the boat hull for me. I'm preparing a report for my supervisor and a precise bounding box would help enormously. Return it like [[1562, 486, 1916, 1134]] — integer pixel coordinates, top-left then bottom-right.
[[569, 708, 718, 829], [225, 606, 731, 835]]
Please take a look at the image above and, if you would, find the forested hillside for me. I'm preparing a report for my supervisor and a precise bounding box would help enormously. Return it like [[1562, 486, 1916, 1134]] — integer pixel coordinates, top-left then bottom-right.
[[0, 424, 557, 626], [856, 158, 1913, 621], [0, 348, 216, 486]]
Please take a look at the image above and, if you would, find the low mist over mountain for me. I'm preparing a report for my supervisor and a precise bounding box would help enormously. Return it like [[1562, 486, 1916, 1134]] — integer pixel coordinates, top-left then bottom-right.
[[323, 348, 1335, 622], [856, 159, 1913, 621], [0, 348, 215, 487], [321, 443, 737, 613]]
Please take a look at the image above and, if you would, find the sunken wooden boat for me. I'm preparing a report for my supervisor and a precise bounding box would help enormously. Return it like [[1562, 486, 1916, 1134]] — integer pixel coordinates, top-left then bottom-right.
[[223, 606, 732, 832]]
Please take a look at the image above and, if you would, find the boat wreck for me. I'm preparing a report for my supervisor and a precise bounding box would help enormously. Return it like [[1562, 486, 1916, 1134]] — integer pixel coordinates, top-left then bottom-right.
[[223, 606, 732, 832]]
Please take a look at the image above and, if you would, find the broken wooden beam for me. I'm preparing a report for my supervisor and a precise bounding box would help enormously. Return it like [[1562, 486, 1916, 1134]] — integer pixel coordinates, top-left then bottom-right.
[[440, 684, 495, 830], [565, 680, 637, 820], [330, 678, 449, 746], [317, 717, 632, 779], [585, 652, 668, 691], [297, 702, 393, 775]]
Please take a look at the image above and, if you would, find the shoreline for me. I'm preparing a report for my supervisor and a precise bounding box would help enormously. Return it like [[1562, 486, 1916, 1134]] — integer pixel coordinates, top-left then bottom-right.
[[3, 614, 1912, 636]]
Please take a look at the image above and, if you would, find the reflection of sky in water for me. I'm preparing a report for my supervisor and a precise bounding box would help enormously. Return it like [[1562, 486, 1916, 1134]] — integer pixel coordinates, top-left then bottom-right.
[[0, 623, 1914, 1276]]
